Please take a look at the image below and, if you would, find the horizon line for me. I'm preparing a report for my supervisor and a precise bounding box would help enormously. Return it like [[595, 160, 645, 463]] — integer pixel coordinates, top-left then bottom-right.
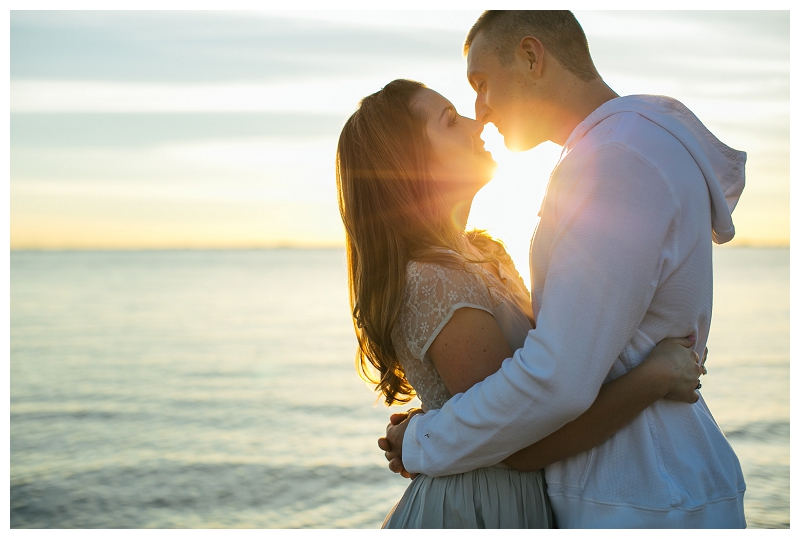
[[9, 242, 790, 252]]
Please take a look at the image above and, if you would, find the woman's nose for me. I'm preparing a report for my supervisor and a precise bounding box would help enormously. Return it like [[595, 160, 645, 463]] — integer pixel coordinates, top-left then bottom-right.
[[468, 117, 484, 137]]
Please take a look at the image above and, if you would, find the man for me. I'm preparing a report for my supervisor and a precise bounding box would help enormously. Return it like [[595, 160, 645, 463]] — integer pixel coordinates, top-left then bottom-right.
[[380, 11, 746, 528]]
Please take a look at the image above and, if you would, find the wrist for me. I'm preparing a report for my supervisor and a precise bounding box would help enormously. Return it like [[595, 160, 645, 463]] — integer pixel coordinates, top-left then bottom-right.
[[399, 411, 425, 475], [637, 356, 673, 398]]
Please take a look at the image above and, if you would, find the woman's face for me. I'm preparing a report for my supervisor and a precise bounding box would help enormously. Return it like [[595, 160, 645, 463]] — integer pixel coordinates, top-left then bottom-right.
[[413, 88, 497, 199]]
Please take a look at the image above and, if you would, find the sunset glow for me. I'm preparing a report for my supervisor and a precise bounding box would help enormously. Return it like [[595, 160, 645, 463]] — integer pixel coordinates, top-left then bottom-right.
[[10, 10, 789, 270]]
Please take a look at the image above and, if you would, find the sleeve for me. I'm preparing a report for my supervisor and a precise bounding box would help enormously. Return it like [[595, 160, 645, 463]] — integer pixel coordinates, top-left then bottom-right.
[[399, 261, 496, 362], [401, 144, 680, 476]]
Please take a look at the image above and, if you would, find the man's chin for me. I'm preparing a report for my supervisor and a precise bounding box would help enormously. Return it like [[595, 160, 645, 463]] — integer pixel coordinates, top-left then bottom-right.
[[503, 134, 542, 153], [503, 139, 533, 153]]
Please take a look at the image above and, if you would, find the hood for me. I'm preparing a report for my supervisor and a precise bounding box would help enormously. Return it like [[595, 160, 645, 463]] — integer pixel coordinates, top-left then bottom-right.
[[564, 95, 746, 244]]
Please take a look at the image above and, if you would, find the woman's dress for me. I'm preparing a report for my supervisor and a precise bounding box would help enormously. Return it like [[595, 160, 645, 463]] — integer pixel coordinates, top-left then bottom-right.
[[382, 250, 553, 529]]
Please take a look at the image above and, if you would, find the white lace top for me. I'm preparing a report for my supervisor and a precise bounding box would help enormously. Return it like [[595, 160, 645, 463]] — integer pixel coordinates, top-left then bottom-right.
[[391, 250, 535, 411]]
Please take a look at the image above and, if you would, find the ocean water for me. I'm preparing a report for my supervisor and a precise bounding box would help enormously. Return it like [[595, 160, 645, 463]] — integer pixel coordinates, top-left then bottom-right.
[[10, 247, 789, 528]]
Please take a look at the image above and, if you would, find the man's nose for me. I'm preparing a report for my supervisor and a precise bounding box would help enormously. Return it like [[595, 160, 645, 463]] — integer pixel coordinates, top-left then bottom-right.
[[474, 93, 490, 125]]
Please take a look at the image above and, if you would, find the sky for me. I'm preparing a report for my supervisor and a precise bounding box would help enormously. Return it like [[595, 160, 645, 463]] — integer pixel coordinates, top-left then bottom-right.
[[9, 9, 791, 268]]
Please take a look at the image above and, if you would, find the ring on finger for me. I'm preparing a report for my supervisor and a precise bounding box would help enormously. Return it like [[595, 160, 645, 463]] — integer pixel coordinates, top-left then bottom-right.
[[696, 380, 702, 390]]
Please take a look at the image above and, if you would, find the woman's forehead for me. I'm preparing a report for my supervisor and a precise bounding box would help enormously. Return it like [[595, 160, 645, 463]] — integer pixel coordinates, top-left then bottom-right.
[[413, 88, 452, 114]]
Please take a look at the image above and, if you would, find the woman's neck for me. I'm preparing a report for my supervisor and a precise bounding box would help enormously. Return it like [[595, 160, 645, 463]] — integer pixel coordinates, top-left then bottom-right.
[[450, 195, 474, 232]]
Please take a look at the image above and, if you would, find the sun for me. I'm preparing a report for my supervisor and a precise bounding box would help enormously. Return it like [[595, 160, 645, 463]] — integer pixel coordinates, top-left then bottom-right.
[[466, 124, 562, 286]]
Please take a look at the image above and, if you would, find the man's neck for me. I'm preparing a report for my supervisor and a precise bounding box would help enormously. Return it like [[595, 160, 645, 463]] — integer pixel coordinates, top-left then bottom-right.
[[549, 78, 619, 146]]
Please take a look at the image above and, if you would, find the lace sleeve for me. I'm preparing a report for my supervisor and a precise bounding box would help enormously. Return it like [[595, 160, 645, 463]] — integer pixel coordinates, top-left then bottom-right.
[[397, 261, 498, 362]]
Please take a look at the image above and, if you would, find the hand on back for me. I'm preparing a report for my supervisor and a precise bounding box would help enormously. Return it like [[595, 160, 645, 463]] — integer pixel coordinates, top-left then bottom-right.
[[644, 336, 707, 404]]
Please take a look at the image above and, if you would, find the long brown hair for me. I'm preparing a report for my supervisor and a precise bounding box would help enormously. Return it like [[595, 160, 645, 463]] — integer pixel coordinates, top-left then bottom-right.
[[336, 79, 510, 405]]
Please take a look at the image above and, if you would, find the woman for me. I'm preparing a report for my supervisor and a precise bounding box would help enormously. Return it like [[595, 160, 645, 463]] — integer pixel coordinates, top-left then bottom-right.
[[336, 79, 705, 528]]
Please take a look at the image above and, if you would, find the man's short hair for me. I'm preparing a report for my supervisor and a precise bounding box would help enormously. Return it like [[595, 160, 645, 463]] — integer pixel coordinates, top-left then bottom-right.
[[464, 10, 598, 82]]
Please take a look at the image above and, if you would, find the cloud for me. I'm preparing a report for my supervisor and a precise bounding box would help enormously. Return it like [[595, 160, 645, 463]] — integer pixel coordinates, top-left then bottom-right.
[[11, 11, 467, 83], [581, 11, 788, 101], [11, 138, 338, 196], [11, 112, 348, 148], [9, 10, 791, 249], [9, 77, 393, 114]]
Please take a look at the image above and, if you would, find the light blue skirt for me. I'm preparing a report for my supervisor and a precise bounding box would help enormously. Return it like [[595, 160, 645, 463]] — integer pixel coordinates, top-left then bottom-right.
[[382, 465, 553, 529]]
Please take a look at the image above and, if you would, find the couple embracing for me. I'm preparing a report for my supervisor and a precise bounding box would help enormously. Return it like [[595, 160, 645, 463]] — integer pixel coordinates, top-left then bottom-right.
[[336, 11, 746, 529]]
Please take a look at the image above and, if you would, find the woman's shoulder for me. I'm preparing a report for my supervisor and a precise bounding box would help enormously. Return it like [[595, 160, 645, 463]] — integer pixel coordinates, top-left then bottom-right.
[[396, 254, 496, 365], [405, 255, 485, 292], [406, 257, 455, 278], [402, 255, 496, 317]]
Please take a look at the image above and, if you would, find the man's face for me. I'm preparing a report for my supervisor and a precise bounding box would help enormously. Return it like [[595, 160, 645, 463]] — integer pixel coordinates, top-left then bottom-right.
[[466, 32, 547, 152]]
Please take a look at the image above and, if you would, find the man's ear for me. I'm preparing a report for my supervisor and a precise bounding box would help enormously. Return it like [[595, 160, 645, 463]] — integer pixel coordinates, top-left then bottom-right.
[[519, 36, 545, 77]]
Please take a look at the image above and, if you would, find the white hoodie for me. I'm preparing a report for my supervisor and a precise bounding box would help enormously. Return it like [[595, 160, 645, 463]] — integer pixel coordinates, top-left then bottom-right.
[[401, 95, 747, 528]]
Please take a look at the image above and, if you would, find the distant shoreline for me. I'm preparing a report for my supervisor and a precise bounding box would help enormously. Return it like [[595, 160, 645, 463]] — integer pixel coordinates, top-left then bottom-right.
[[9, 244, 789, 253]]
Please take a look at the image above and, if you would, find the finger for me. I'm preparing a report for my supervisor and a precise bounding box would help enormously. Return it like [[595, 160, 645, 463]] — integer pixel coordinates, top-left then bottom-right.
[[385, 445, 401, 461], [385, 416, 405, 436], [378, 437, 391, 452], [389, 457, 404, 474], [701, 347, 708, 367], [701, 365, 708, 376], [389, 413, 408, 426], [400, 469, 410, 479], [664, 335, 696, 348]]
